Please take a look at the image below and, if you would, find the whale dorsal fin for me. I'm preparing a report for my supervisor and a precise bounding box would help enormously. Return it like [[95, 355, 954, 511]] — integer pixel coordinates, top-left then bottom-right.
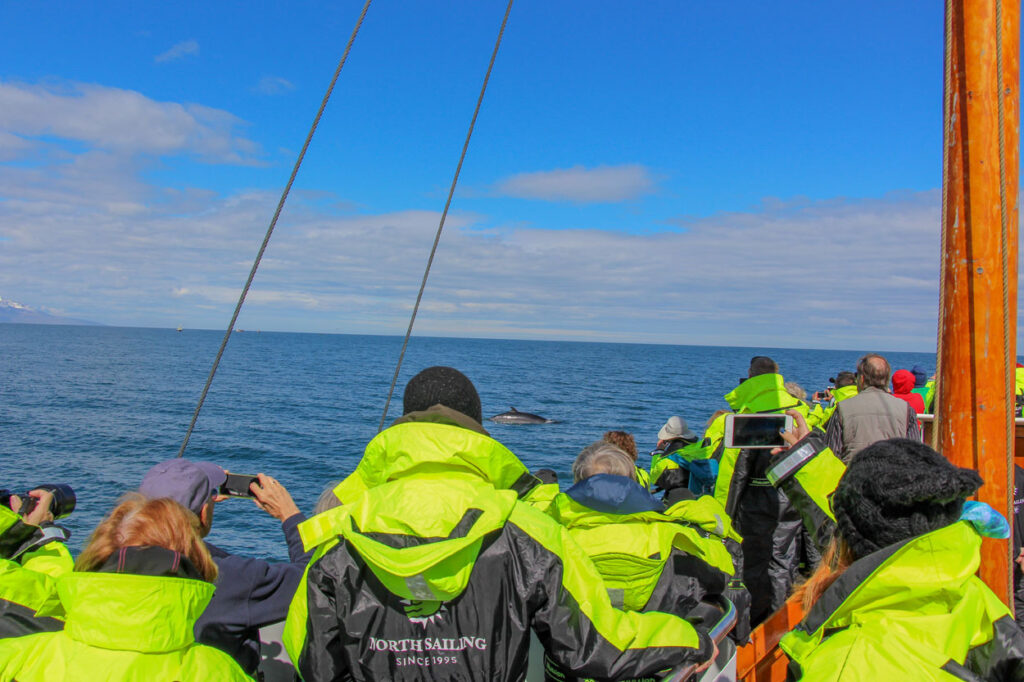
[[510, 406, 518, 412]]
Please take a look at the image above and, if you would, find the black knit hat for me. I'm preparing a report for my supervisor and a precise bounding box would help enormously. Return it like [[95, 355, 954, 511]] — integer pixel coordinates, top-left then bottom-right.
[[403, 366, 482, 424], [833, 438, 982, 559]]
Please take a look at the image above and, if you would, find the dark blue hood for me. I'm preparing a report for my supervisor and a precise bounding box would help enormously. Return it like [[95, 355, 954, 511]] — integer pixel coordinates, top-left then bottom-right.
[[565, 474, 662, 514], [911, 365, 928, 387]]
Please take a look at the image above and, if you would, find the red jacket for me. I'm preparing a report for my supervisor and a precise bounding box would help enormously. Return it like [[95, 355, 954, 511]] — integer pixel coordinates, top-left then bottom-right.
[[892, 369, 925, 415]]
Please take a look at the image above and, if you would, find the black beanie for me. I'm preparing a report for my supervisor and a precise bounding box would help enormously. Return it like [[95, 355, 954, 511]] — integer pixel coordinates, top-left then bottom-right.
[[833, 438, 982, 559], [403, 366, 482, 424]]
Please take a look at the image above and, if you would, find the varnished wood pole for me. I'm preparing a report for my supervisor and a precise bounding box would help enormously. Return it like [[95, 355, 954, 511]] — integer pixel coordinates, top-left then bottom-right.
[[936, 0, 1019, 606]]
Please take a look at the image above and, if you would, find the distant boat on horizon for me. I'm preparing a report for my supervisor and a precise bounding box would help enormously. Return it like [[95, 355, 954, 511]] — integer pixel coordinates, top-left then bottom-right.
[[176, 325, 183, 332]]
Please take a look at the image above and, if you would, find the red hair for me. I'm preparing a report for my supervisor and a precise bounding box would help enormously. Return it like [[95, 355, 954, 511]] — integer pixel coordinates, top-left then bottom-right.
[[76, 493, 218, 582], [790, 536, 854, 612], [603, 430, 638, 460]]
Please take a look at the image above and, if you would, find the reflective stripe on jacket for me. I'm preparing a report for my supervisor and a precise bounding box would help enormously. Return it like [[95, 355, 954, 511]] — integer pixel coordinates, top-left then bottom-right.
[[781, 522, 1024, 681], [284, 418, 713, 681]]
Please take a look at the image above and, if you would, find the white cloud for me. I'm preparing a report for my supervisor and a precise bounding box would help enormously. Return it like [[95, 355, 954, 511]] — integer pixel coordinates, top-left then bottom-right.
[[0, 131, 34, 161], [254, 76, 295, 96], [155, 39, 200, 63], [0, 128, 1018, 350], [0, 81, 260, 163], [494, 164, 657, 202]]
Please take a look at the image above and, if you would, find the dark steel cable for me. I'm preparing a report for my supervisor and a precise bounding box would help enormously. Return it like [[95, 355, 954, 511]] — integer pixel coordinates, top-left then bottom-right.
[[177, 0, 374, 457], [377, 0, 516, 432]]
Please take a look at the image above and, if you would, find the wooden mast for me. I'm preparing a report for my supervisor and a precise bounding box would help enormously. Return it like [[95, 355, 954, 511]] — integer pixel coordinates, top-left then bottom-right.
[[935, 0, 1019, 605], [738, 2, 1019, 678]]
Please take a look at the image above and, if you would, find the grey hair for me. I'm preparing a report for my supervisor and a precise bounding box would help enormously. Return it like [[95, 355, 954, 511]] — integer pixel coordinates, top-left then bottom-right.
[[784, 381, 807, 401], [313, 480, 343, 516], [572, 441, 636, 483]]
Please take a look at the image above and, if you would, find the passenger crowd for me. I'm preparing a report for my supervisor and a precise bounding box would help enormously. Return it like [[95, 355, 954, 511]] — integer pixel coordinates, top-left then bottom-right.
[[1, 356, 1023, 681]]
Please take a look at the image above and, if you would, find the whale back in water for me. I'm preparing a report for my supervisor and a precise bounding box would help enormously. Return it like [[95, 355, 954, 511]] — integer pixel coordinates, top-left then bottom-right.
[[489, 406, 553, 424]]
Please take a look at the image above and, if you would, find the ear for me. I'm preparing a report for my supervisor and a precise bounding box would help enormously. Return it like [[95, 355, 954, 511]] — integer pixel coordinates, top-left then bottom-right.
[[199, 502, 212, 527]]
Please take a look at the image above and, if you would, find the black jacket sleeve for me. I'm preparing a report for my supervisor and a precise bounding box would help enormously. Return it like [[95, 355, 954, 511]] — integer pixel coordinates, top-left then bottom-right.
[[766, 431, 843, 554]]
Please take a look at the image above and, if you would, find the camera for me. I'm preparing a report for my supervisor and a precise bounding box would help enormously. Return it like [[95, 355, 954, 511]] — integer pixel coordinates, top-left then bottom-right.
[[0, 484, 76, 520]]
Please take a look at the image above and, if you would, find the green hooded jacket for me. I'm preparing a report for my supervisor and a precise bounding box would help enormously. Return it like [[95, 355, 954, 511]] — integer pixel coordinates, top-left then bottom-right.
[[548, 492, 738, 612], [285, 418, 713, 681], [714, 373, 817, 512], [781, 521, 1024, 681], [0, 571, 248, 681], [821, 384, 859, 424], [0, 505, 71, 637]]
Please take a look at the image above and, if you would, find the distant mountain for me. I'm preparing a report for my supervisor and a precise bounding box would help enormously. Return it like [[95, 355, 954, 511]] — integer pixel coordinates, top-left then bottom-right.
[[0, 297, 99, 326]]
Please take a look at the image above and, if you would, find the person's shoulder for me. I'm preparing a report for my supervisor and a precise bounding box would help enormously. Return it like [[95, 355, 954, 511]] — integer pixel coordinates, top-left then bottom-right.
[[796, 617, 960, 681], [203, 541, 231, 559], [503, 500, 574, 552], [209, 546, 301, 584], [181, 642, 252, 680]]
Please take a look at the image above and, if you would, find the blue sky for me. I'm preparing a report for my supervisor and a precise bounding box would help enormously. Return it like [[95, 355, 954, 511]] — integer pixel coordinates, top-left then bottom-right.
[[0, 1, 1014, 350]]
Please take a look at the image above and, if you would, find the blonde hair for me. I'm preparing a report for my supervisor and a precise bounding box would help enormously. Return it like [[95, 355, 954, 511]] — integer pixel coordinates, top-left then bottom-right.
[[76, 493, 218, 582], [706, 410, 730, 429], [790, 535, 854, 612], [602, 430, 638, 460]]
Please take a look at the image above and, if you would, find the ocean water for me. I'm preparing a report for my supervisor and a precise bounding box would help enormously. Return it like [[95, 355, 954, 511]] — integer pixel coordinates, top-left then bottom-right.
[[0, 324, 937, 560]]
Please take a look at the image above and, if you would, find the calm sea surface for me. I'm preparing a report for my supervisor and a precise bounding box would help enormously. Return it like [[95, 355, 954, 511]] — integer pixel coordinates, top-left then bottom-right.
[[0, 324, 937, 559]]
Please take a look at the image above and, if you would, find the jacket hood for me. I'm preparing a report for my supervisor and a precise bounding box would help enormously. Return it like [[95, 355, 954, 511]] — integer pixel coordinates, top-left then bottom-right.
[[565, 474, 662, 514], [832, 384, 859, 402], [911, 365, 928, 387], [334, 478, 518, 602], [892, 369, 916, 394], [724, 373, 803, 413], [332, 419, 537, 505], [58, 571, 214, 652], [782, 522, 1008, 665], [549, 492, 737, 577]]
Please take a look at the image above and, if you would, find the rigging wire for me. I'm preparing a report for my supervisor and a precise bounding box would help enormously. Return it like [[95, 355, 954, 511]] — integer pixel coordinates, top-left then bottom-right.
[[932, 0, 954, 451], [176, 0, 374, 458], [994, 0, 1015, 607], [377, 0, 516, 432]]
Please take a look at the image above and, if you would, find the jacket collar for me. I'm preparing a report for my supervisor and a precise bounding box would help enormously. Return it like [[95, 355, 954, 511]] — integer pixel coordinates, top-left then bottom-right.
[[59, 558, 214, 652], [332, 417, 534, 506], [392, 404, 491, 436], [797, 521, 983, 636], [95, 545, 204, 580], [564, 474, 662, 514]]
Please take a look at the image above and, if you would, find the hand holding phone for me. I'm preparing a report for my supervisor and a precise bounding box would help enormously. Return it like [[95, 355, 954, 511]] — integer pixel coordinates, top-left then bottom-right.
[[723, 414, 794, 449], [249, 473, 301, 522], [219, 473, 260, 498]]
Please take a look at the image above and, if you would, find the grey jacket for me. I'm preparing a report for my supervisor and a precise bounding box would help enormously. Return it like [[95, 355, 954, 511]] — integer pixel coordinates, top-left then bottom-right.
[[824, 386, 921, 461]]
